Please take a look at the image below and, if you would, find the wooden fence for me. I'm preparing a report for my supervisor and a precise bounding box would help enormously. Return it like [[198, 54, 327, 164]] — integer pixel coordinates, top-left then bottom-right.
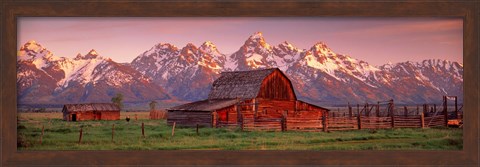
[[237, 113, 448, 132], [243, 118, 283, 132], [285, 117, 323, 132], [327, 117, 358, 131], [149, 110, 167, 120]]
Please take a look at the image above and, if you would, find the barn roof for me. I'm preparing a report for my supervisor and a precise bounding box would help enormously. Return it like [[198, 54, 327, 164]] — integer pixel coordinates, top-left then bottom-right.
[[168, 99, 241, 112], [208, 68, 280, 99], [63, 103, 120, 112]]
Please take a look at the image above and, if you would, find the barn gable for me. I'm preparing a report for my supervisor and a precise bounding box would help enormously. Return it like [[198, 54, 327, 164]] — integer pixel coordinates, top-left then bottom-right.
[[208, 68, 296, 100]]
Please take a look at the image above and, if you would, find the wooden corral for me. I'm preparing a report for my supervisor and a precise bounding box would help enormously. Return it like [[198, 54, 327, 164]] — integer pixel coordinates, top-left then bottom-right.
[[62, 103, 120, 121], [149, 110, 167, 120], [167, 68, 330, 130]]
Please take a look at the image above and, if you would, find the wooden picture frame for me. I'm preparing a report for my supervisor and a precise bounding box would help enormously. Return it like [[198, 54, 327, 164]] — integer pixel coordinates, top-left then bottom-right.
[[1, 1, 478, 166]]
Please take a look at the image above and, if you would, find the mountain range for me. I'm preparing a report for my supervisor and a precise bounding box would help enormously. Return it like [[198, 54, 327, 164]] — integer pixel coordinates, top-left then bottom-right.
[[17, 32, 463, 106]]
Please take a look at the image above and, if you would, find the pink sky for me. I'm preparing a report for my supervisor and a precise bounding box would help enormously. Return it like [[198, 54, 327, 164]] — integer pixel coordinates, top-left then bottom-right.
[[18, 17, 463, 66]]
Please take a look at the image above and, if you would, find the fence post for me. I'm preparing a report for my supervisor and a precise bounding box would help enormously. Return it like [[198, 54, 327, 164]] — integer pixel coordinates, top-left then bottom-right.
[[196, 124, 199, 135], [443, 97, 448, 127], [215, 112, 219, 128], [112, 124, 115, 142], [420, 112, 425, 128], [366, 103, 369, 117], [322, 112, 328, 132], [357, 105, 362, 130], [171, 122, 176, 137], [348, 103, 352, 118], [404, 106, 408, 117], [237, 104, 242, 129], [141, 122, 145, 138], [454, 96, 458, 119], [78, 127, 83, 144], [39, 125, 44, 144], [211, 112, 216, 128], [391, 115, 395, 128]]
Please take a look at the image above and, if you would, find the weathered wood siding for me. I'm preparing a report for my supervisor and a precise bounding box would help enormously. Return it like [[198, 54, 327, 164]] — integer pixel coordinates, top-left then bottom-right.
[[215, 105, 237, 122], [101, 111, 120, 120], [167, 110, 213, 127], [295, 101, 327, 113], [256, 99, 294, 119], [63, 111, 119, 121], [257, 70, 296, 100]]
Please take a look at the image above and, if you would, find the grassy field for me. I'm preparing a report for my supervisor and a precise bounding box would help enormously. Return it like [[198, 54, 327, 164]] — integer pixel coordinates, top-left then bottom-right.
[[17, 112, 462, 150]]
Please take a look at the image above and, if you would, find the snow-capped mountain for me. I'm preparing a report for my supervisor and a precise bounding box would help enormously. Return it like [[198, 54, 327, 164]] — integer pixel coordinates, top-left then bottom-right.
[[131, 32, 463, 104], [18, 32, 463, 106], [227, 32, 303, 71], [17, 41, 171, 104], [131, 41, 225, 101]]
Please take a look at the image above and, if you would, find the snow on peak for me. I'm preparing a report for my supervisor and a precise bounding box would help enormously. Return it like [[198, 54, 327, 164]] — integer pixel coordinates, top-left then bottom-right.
[[18, 40, 60, 62], [20, 40, 44, 53], [88, 49, 98, 56], [200, 41, 219, 52], [202, 41, 215, 47], [243, 32, 271, 52], [249, 32, 263, 40], [26, 40, 38, 45], [312, 42, 333, 53], [155, 43, 178, 50], [277, 41, 299, 52], [140, 43, 178, 58], [181, 43, 199, 54], [83, 49, 102, 59]]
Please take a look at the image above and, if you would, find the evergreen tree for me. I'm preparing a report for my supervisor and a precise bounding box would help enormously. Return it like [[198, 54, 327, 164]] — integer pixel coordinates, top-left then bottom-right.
[[111, 93, 124, 110], [149, 100, 158, 111]]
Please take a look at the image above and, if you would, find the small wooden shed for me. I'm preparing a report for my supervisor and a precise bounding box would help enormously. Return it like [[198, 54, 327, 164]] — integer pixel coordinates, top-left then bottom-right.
[[62, 103, 120, 121], [167, 68, 329, 128]]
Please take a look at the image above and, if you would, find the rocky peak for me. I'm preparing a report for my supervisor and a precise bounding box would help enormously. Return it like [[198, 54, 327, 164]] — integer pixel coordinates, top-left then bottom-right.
[[243, 32, 271, 51], [311, 42, 333, 54]]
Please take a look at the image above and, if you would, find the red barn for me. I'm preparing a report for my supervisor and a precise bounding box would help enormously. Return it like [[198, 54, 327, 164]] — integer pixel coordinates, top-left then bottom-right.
[[167, 68, 329, 128], [62, 103, 120, 121]]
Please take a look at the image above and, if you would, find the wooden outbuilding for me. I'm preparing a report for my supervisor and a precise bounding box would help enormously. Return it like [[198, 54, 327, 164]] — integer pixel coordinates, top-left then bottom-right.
[[167, 68, 329, 129], [62, 103, 120, 121]]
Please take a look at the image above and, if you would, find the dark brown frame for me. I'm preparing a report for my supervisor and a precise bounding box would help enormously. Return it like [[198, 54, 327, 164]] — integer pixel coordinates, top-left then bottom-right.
[[1, 1, 478, 166]]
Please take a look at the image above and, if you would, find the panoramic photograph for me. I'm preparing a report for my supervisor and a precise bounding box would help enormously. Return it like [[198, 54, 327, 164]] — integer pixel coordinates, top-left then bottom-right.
[[16, 17, 463, 150]]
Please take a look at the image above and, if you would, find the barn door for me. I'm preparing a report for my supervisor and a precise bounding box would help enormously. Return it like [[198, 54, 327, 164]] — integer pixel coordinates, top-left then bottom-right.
[[72, 114, 77, 121]]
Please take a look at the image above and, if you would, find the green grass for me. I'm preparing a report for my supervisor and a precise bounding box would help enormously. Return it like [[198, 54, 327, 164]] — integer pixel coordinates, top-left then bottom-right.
[[17, 112, 462, 150]]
